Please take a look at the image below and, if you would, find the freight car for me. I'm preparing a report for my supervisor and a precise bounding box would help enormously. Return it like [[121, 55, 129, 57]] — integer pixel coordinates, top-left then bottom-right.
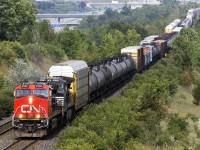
[[180, 18, 193, 28], [12, 55, 135, 137], [121, 44, 164, 72], [165, 19, 181, 33], [186, 8, 200, 22]]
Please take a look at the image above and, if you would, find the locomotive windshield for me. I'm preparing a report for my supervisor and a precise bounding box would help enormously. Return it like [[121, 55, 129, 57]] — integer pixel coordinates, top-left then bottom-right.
[[16, 89, 31, 98], [33, 89, 48, 98]]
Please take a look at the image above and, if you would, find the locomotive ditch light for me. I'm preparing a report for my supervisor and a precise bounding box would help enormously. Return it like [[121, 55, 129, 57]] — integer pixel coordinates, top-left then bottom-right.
[[36, 114, 40, 119], [35, 84, 43, 88], [29, 97, 33, 104], [21, 84, 29, 88], [19, 114, 23, 118]]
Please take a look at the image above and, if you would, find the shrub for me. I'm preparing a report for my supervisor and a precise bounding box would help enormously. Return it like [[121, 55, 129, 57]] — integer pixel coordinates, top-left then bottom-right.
[[0, 41, 29, 65], [57, 138, 95, 150], [192, 84, 200, 105], [181, 69, 192, 88], [24, 43, 66, 63], [0, 86, 14, 118], [0, 42, 17, 66], [9, 42, 28, 61], [5, 59, 41, 85], [42, 44, 66, 62], [167, 114, 189, 141], [124, 139, 145, 150], [0, 74, 4, 89], [24, 44, 44, 64]]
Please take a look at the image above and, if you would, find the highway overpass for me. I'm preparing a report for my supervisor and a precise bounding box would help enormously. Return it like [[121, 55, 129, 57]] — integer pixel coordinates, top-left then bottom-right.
[[36, 13, 99, 19]]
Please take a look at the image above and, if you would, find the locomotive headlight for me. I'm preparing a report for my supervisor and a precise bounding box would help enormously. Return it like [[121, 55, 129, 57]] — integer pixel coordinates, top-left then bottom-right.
[[19, 114, 23, 118], [29, 97, 33, 104], [36, 114, 40, 118]]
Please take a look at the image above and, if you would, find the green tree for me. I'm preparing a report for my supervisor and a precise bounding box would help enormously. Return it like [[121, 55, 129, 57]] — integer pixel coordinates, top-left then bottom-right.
[[124, 140, 145, 150], [24, 44, 44, 63], [42, 44, 66, 62], [58, 139, 95, 150], [112, 30, 126, 53], [172, 29, 200, 70], [132, 23, 148, 38], [0, 0, 38, 41], [99, 33, 115, 58], [55, 28, 89, 59], [0, 74, 4, 89], [108, 21, 134, 34], [126, 29, 141, 46], [167, 114, 189, 141], [19, 20, 55, 45], [192, 84, 200, 105], [0, 87, 13, 118], [38, 20, 55, 43], [19, 27, 35, 45], [121, 4, 132, 16], [86, 25, 109, 46], [0, 42, 17, 65]]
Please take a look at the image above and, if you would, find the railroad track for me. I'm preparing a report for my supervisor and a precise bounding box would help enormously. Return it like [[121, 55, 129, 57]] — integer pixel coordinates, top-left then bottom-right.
[[2, 138, 40, 150], [0, 121, 13, 136], [0, 120, 39, 150]]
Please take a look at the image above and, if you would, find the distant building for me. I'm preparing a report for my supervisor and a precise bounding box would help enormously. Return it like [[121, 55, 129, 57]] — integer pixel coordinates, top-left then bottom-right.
[[37, 16, 83, 32]]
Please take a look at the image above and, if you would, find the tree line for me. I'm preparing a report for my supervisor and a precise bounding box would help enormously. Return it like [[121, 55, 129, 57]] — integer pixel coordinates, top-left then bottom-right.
[[56, 20, 200, 149]]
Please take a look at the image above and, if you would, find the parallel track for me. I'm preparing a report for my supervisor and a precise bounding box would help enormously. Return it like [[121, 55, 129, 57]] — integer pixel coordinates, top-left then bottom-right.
[[2, 138, 40, 150], [0, 120, 41, 150], [0, 121, 13, 136]]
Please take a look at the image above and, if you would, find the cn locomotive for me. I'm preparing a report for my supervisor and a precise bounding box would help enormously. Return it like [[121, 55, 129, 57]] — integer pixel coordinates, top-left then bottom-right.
[[12, 8, 200, 137]]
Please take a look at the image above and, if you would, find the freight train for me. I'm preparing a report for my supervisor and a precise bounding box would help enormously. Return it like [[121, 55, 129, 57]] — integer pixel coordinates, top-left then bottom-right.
[[12, 8, 200, 137], [165, 8, 200, 33], [12, 55, 135, 137]]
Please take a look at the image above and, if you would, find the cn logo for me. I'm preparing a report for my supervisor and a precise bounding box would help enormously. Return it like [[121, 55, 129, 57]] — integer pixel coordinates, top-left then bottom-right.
[[21, 105, 40, 113]]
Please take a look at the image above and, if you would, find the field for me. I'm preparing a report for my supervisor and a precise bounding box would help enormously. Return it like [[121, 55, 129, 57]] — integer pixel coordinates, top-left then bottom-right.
[[169, 86, 200, 117]]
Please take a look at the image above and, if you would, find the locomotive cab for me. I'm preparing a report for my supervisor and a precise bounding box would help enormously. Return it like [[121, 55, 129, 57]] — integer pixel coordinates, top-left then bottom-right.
[[12, 77, 74, 137], [12, 83, 51, 137]]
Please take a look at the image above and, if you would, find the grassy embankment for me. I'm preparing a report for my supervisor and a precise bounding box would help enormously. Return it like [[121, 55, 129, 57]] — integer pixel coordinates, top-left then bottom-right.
[[169, 86, 200, 117]]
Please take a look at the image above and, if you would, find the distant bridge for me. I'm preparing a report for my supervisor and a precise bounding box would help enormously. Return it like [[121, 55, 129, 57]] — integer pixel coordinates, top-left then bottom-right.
[[36, 13, 99, 19]]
